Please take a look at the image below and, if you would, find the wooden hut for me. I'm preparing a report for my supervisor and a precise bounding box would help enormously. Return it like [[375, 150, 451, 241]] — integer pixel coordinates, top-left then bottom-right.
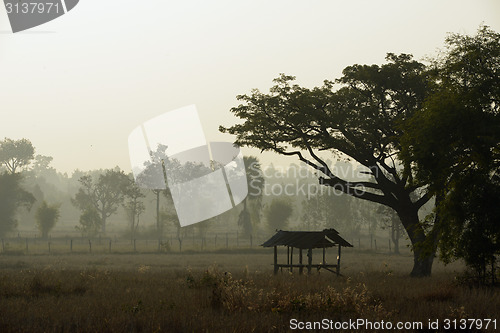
[[261, 228, 353, 276]]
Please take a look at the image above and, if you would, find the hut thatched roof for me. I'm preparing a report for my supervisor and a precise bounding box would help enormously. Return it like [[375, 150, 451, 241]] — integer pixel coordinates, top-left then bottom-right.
[[261, 228, 353, 249]]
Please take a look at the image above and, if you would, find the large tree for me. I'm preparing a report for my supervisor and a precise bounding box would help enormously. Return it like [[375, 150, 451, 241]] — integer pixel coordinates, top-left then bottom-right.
[[72, 169, 130, 233], [400, 26, 500, 282], [221, 54, 437, 276], [0, 138, 35, 174]]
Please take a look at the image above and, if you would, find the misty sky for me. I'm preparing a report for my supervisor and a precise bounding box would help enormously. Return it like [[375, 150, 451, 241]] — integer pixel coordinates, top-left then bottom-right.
[[0, 0, 499, 174]]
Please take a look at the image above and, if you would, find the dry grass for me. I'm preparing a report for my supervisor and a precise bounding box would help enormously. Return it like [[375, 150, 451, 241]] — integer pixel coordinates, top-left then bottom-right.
[[0, 250, 498, 332]]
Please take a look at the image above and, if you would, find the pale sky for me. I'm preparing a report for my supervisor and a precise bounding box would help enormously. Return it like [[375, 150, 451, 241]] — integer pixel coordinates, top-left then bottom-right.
[[1, 0, 499, 174]]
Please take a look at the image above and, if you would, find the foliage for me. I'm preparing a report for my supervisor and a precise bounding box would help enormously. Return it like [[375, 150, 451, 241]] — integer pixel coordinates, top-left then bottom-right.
[[35, 201, 60, 239], [72, 169, 130, 233], [400, 26, 500, 283], [76, 208, 102, 237], [0, 172, 35, 237], [0, 138, 35, 173], [265, 198, 293, 230]]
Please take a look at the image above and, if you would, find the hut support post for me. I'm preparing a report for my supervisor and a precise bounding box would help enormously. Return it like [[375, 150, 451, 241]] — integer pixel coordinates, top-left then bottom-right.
[[299, 249, 303, 274], [322, 247, 326, 264], [336, 245, 342, 276], [290, 247, 294, 272], [287, 246, 290, 266], [273, 246, 278, 275], [307, 248, 312, 274]]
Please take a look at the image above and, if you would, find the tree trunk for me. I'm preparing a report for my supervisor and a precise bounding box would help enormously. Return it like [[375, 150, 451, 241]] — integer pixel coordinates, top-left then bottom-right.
[[131, 212, 136, 242], [101, 211, 106, 233], [391, 224, 400, 254], [155, 190, 161, 238], [410, 246, 435, 277], [397, 206, 435, 277]]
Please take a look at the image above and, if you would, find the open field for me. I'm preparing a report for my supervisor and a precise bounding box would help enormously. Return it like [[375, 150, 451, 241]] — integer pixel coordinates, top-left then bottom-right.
[[0, 250, 498, 332]]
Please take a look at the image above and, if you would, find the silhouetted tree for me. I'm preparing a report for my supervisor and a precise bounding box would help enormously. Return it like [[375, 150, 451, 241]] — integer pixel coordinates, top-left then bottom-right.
[[221, 54, 434, 276]]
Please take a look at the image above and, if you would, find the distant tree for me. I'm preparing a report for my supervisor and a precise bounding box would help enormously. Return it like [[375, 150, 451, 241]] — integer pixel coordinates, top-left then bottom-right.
[[238, 156, 265, 238], [138, 144, 212, 237], [35, 201, 60, 239], [123, 177, 146, 241], [0, 138, 35, 173], [72, 169, 130, 233], [300, 194, 327, 231], [265, 198, 293, 231], [76, 208, 101, 237], [0, 172, 35, 237], [377, 205, 405, 254], [137, 144, 178, 237], [30, 155, 54, 175]]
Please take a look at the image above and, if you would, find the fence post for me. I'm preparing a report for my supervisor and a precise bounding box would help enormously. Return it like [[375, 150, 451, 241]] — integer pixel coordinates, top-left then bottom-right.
[[374, 239, 377, 251], [1, 239, 3, 252], [226, 233, 228, 248], [214, 234, 217, 248], [70, 239, 73, 252], [250, 234, 253, 248], [236, 231, 239, 247], [89, 240, 92, 253], [134, 239, 136, 252], [25, 238, 28, 253], [388, 239, 391, 252], [48, 241, 51, 254], [109, 239, 112, 253]]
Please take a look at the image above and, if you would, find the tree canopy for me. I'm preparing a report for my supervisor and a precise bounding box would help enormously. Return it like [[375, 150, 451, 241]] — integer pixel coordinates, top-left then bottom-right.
[[400, 25, 500, 283], [0, 138, 35, 174]]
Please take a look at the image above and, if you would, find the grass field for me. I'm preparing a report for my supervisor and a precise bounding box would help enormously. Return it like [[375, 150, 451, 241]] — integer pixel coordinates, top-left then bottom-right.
[[0, 249, 498, 332]]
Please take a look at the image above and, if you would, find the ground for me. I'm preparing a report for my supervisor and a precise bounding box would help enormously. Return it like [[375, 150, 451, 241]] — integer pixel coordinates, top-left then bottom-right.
[[0, 249, 498, 332]]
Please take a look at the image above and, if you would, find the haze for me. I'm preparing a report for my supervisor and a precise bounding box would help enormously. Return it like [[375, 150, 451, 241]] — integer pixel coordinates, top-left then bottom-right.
[[0, 0, 499, 174]]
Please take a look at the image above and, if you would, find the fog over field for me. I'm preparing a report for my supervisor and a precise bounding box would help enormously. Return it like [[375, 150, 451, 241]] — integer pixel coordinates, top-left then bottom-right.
[[0, 1, 499, 332]]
